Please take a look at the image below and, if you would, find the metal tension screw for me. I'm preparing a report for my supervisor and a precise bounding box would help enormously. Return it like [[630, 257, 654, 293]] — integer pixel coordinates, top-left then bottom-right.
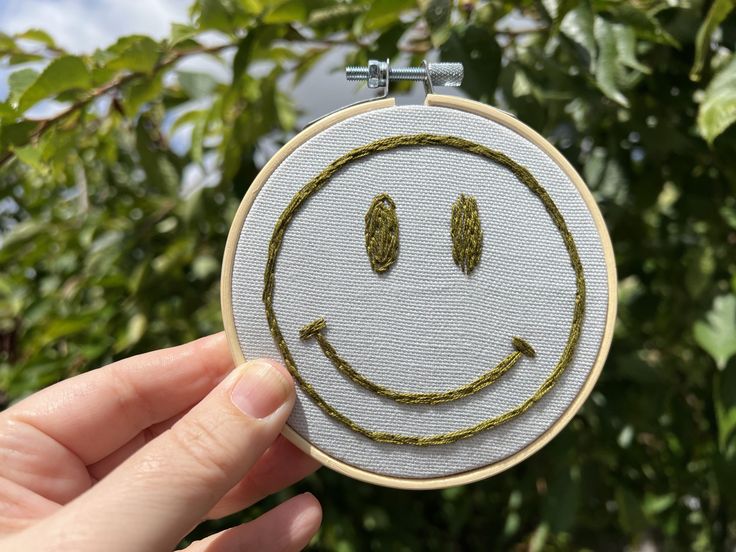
[[345, 59, 463, 93]]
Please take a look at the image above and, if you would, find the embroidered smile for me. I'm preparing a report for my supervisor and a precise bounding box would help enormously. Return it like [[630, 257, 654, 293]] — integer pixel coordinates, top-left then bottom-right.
[[299, 317, 536, 405]]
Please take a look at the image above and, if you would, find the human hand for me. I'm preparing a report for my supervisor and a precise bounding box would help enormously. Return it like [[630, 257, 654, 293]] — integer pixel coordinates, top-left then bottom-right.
[[0, 333, 321, 551]]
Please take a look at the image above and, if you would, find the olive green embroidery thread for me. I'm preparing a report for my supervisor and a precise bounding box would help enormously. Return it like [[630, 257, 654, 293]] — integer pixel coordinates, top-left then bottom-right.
[[365, 193, 399, 273], [262, 133, 586, 446], [299, 317, 327, 340], [512, 336, 536, 358], [300, 317, 534, 405], [451, 193, 483, 274]]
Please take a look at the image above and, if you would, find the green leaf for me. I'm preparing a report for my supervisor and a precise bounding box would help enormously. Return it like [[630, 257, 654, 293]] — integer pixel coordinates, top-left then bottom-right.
[[529, 523, 549, 552], [363, 0, 416, 32], [114, 313, 148, 353], [237, 0, 265, 14], [14, 144, 46, 172], [18, 55, 92, 112], [697, 55, 736, 144], [603, 3, 678, 47], [542, 468, 580, 532], [232, 30, 259, 83], [124, 73, 163, 114], [440, 25, 501, 102], [7, 68, 39, 105], [178, 71, 218, 99], [593, 18, 629, 107], [275, 89, 296, 130], [511, 67, 533, 97], [419, 0, 452, 46], [560, 3, 596, 67], [616, 487, 647, 535], [0, 103, 15, 120], [170, 23, 199, 46], [0, 32, 15, 50], [105, 35, 160, 74], [0, 120, 37, 151], [170, 108, 207, 133], [17, 28, 56, 47], [540, 0, 561, 20], [178, 186, 205, 225], [191, 254, 220, 280], [613, 24, 650, 74], [0, 218, 45, 258], [197, 0, 244, 32], [308, 4, 366, 29], [642, 493, 676, 517], [7, 53, 44, 65], [714, 368, 736, 455], [694, 294, 736, 370], [190, 110, 208, 162], [39, 314, 100, 345], [264, 0, 307, 23], [691, 0, 734, 82]]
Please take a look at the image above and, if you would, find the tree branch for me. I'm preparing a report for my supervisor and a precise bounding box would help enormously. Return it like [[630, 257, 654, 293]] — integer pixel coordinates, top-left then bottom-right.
[[495, 26, 548, 37], [0, 42, 236, 169]]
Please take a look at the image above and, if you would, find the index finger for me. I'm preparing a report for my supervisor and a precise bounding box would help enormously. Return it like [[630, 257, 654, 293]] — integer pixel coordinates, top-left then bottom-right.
[[2, 333, 234, 466]]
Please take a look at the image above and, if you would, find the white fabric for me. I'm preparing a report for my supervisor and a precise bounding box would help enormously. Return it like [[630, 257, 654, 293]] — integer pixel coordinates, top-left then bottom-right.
[[229, 105, 610, 479]]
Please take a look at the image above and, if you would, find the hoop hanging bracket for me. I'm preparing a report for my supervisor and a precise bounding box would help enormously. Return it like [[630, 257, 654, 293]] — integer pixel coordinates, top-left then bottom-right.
[[345, 59, 464, 95], [303, 59, 464, 129]]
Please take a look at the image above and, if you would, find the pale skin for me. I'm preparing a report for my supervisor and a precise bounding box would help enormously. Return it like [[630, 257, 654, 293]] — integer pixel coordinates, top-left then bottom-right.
[[0, 332, 322, 551]]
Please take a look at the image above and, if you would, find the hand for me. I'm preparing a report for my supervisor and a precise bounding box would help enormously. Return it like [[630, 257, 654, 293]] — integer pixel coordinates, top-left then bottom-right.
[[0, 333, 322, 551]]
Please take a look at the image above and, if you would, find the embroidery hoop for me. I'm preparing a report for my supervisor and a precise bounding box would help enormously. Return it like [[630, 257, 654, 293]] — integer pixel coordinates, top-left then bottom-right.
[[221, 94, 617, 489]]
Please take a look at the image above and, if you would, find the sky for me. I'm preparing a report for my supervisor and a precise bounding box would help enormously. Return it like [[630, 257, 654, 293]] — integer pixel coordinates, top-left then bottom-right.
[[0, 0, 191, 53]]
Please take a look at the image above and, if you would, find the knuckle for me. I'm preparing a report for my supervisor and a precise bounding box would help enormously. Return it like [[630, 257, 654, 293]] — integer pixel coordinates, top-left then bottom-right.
[[108, 365, 155, 427], [166, 412, 240, 485]]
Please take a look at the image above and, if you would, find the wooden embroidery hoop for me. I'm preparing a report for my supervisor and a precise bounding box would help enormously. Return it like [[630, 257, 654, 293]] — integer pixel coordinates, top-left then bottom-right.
[[221, 94, 618, 490]]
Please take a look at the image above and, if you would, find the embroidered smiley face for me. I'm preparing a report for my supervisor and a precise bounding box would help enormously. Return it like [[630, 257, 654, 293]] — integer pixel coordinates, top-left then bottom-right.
[[297, 188, 539, 409], [261, 134, 585, 446], [225, 101, 614, 484]]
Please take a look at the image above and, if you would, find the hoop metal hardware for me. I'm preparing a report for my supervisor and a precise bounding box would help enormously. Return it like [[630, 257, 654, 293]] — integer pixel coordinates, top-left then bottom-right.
[[303, 59, 464, 128], [346, 59, 463, 94]]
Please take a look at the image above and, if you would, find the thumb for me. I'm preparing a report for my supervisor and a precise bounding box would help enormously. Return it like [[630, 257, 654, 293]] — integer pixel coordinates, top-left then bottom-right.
[[38, 359, 295, 551]]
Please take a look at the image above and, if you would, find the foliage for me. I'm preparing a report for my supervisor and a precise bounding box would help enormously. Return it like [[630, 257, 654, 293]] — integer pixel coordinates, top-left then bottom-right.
[[2, 0, 736, 549]]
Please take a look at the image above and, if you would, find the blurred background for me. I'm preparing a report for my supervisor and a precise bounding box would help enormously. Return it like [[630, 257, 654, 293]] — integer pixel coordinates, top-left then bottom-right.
[[1, 0, 735, 549]]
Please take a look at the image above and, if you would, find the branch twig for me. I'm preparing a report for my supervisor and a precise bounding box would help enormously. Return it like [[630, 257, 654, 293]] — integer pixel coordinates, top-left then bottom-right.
[[0, 42, 235, 169], [496, 26, 548, 37]]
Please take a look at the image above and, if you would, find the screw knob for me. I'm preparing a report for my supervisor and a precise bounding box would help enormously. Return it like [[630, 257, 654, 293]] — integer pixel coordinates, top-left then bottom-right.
[[426, 62, 463, 87]]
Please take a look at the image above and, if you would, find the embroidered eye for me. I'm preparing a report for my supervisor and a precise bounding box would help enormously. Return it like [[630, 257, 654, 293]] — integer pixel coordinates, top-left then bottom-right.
[[364, 193, 399, 273], [450, 193, 483, 274]]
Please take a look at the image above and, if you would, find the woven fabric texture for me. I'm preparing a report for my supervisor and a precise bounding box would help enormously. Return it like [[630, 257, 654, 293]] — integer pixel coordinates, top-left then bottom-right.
[[229, 104, 610, 479]]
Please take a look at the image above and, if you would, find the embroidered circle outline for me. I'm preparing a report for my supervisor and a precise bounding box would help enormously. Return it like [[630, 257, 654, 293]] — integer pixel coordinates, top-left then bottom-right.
[[262, 134, 586, 446]]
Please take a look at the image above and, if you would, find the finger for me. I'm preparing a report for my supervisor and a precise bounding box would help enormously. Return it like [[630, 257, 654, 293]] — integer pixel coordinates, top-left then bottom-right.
[[186, 493, 321, 552], [206, 435, 320, 520], [86, 409, 190, 482], [0, 476, 60, 533], [39, 359, 295, 551], [2, 332, 233, 468], [92, 428, 319, 520]]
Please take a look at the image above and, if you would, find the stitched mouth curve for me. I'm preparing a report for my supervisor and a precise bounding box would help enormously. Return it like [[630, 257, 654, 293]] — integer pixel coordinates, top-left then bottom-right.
[[299, 317, 536, 405]]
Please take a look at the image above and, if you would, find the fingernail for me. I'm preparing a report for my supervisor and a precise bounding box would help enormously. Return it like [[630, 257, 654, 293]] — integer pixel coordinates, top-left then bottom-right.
[[231, 360, 290, 418]]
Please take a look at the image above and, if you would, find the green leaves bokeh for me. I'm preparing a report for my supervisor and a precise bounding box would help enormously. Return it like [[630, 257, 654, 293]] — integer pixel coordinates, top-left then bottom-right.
[[2, 0, 736, 549]]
